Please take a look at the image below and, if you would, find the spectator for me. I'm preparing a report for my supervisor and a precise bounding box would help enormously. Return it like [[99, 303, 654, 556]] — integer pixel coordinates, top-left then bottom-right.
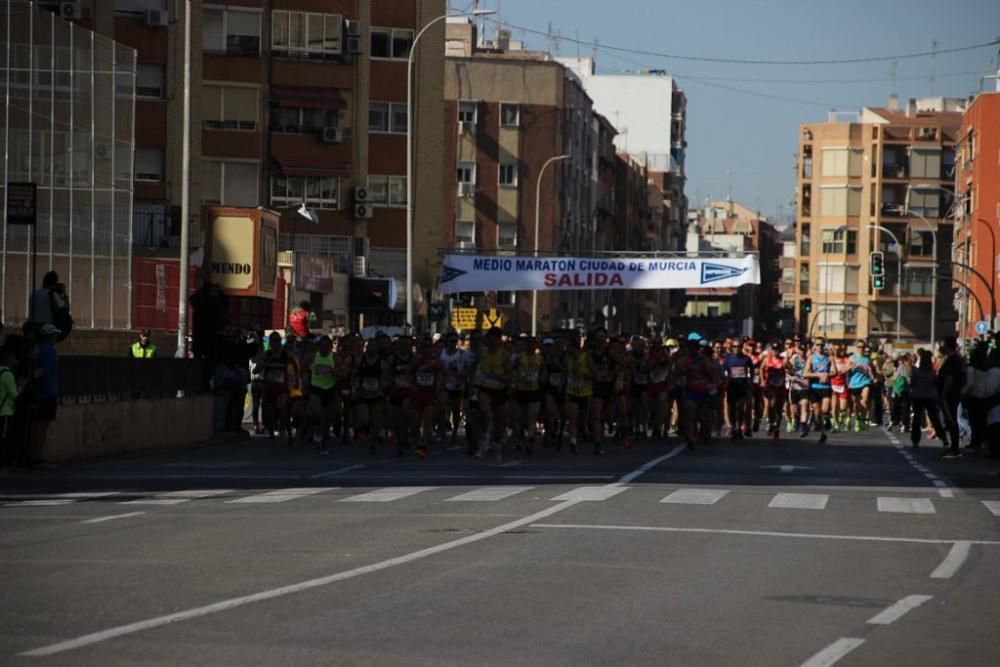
[[910, 348, 949, 451], [189, 276, 228, 389], [983, 344, 1000, 472], [129, 329, 157, 359], [288, 301, 313, 338], [26, 271, 72, 340], [936, 336, 964, 459], [0, 338, 19, 469], [888, 354, 911, 432], [962, 341, 991, 451]]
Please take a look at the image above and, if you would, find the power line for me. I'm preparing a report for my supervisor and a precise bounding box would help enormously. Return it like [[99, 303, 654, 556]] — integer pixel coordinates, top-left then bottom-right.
[[666, 69, 988, 85], [489, 18, 1000, 66]]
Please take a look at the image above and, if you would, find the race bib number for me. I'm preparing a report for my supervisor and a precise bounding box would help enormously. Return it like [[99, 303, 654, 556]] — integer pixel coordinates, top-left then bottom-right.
[[314, 365, 334, 379], [832, 384, 846, 394], [416, 372, 435, 387], [634, 373, 648, 384], [394, 376, 411, 388], [362, 377, 380, 391], [549, 373, 563, 387], [728, 366, 747, 380], [521, 369, 538, 383], [650, 368, 668, 383], [265, 369, 285, 384]]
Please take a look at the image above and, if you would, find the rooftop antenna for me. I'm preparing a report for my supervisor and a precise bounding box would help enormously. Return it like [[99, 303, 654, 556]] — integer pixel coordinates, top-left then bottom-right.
[[591, 38, 599, 68], [930, 39, 938, 96], [575, 30, 580, 60], [890, 59, 897, 96]]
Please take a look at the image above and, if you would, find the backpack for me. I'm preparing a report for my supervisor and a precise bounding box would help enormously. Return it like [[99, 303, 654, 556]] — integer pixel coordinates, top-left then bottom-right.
[[50, 290, 73, 341]]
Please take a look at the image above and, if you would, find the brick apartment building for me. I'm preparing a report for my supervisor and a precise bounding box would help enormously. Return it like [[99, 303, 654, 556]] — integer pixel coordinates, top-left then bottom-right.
[[794, 97, 962, 344], [955, 90, 1000, 338], [44, 0, 446, 333]]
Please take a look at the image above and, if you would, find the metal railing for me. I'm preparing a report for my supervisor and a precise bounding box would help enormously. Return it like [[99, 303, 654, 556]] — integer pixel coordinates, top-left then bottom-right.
[[59, 357, 205, 404]]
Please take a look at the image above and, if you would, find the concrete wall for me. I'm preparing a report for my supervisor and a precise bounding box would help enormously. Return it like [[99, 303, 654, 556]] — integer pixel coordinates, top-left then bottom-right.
[[40, 396, 214, 464]]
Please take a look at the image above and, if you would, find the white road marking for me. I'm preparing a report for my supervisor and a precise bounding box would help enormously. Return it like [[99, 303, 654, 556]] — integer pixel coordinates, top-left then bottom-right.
[[768, 493, 829, 510], [799, 637, 865, 667], [339, 487, 436, 502], [529, 523, 1000, 546], [20, 449, 679, 656], [866, 594, 933, 625], [81, 512, 146, 525], [883, 427, 953, 498], [877, 497, 935, 514], [227, 488, 331, 504], [551, 486, 629, 502], [938, 488, 955, 499], [3, 491, 121, 506], [445, 486, 533, 502], [503, 474, 614, 480], [308, 464, 364, 480], [121, 489, 234, 506], [661, 488, 729, 505], [930, 541, 971, 579], [983, 500, 1000, 517], [615, 444, 687, 485], [6, 499, 76, 507]]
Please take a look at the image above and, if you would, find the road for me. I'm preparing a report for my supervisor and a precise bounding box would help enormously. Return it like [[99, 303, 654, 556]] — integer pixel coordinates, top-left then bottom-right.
[[2, 427, 999, 666]]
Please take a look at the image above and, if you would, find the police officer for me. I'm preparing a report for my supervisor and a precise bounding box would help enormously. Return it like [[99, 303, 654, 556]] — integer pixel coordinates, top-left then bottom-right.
[[130, 330, 156, 359]]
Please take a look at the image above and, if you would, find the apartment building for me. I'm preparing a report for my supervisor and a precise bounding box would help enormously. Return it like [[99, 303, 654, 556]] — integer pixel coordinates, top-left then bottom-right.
[[794, 97, 962, 343], [955, 90, 1000, 338], [777, 225, 797, 335], [442, 21, 595, 332], [49, 0, 445, 331]]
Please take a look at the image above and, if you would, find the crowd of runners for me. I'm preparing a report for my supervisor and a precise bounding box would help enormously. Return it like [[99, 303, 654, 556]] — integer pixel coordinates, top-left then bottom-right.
[[247, 327, 1000, 464]]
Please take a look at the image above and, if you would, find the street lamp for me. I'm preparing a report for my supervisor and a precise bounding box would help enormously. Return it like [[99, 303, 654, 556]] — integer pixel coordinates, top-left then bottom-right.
[[176, 0, 192, 357], [406, 9, 496, 330], [868, 224, 902, 343], [531, 154, 569, 336], [977, 218, 997, 320], [288, 204, 319, 317]]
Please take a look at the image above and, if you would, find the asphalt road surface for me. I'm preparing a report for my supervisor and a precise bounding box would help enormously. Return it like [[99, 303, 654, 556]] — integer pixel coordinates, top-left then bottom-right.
[[2, 426, 999, 666]]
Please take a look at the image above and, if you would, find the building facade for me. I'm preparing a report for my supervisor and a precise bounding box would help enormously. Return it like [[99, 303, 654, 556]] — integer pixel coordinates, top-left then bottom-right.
[[441, 22, 595, 332], [955, 90, 1000, 338], [1, 0, 136, 330], [794, 98, 962, 344], [49, 0, 445, 333]]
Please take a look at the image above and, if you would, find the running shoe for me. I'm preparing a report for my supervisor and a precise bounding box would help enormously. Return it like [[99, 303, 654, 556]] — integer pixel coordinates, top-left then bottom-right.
[[818, 432, 828, 444], [786, 420, 795, 434], [941, 450, 961, 459]]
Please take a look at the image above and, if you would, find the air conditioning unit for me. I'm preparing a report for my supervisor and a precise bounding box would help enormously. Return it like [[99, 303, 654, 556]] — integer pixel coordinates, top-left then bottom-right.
[[351, 186, 369, 203], [458, 183, 474, 197], [458, 120, 475, 134], [59, 1, 79, 20], [346, 36, 362, 54], [353, 256, 367, 277], [321, 127, 343, 143], [457, 240, 475, 250], [145, 9, 168, 26], [353, 202, 373, 219], [344, 19, 363, 37]]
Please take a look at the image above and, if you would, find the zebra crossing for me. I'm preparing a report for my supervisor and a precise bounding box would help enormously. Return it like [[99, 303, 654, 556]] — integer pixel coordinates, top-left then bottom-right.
[[3, 486, 1000, 518]]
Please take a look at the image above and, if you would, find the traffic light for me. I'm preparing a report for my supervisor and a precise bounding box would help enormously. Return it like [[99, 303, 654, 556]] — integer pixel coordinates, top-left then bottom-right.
[[872, 274, 886, 290], [870, 251, 885, 276], [803, 297, 813, 313]]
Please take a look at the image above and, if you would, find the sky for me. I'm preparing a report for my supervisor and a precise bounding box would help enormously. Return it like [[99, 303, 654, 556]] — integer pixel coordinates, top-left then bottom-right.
[[447, 0, 1000, 225]]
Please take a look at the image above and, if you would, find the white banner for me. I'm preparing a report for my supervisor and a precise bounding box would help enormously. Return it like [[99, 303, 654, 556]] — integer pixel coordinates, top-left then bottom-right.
[[439, 254, 760, 294]]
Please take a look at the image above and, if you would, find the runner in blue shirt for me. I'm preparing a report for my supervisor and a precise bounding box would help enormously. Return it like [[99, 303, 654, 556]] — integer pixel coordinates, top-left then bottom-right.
[[803, 337, 832, 443], [846, 340, 874, 432], [722, 346, 753, 441]]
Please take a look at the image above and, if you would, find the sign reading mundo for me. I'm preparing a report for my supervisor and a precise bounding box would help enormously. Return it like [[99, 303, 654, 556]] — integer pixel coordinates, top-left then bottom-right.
[[438, 255, 760, 294]]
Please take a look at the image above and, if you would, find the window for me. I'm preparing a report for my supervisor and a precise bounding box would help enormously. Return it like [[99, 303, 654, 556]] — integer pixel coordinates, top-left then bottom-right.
[[136, 65, 164, 99], [370, 27, 412, 59], [456, 162, 476, 184], [909, 148, 941, 179], [500, 103, 519, 127], [455, 221, 475, 245], [904, 266, 934, 296], [368, 101, 407, 134], [498, 222, 517, 248], [497, 291, 516, 306], [800, 224, 810, 255], [458, 101, 477, 124], [115, 0, 165, 13], [908, 189, 940, 218], [820, 229, 857, 254], [819, 186, 861, 216], [203, 161, 259, 206], [499, 163, 518, 187], [202, 84, 258, 131], [272, 11, 341, 58], [908, 229, 934, 257], [366, 176, 407, 207], [818, 264, 860, 294], [781, 294, 796, 309], [270, 176, 339, 209], [135, 148, 163, 182], [782, 241, 797, 259], [203, 7, 261, 55], [706, 305, 721, 318], [820, 148, 862, 177], [270, 107, 338, 133], [798, 264, 810, 294], [781, 267, 795, 284]]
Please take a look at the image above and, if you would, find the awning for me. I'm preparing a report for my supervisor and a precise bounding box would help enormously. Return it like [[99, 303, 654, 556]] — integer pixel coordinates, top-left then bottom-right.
[[275, 156, 352, 178], [272, 86, 346, 109]]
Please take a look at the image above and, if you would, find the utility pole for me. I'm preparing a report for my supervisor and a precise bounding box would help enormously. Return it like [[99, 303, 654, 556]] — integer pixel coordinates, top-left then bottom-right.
[[176, 0, 192, 358]]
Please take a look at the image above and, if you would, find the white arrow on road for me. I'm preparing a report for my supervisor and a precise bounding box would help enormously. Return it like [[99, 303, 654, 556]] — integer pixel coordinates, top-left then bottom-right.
[[760, 465, 815, 473]]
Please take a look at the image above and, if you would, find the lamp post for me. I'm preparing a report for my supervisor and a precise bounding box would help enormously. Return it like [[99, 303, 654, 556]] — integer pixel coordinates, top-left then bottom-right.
[[406, 9, 495, 330], [531, 154, 569, 336], [868, 224, 902, 343], [977, 218, 997, 323], [176, 0, 192, 357]]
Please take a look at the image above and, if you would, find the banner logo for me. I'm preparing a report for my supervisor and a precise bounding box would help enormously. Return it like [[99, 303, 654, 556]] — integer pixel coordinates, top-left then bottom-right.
[[700, 262, 747, 285], [439, 265, 467, 284]]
